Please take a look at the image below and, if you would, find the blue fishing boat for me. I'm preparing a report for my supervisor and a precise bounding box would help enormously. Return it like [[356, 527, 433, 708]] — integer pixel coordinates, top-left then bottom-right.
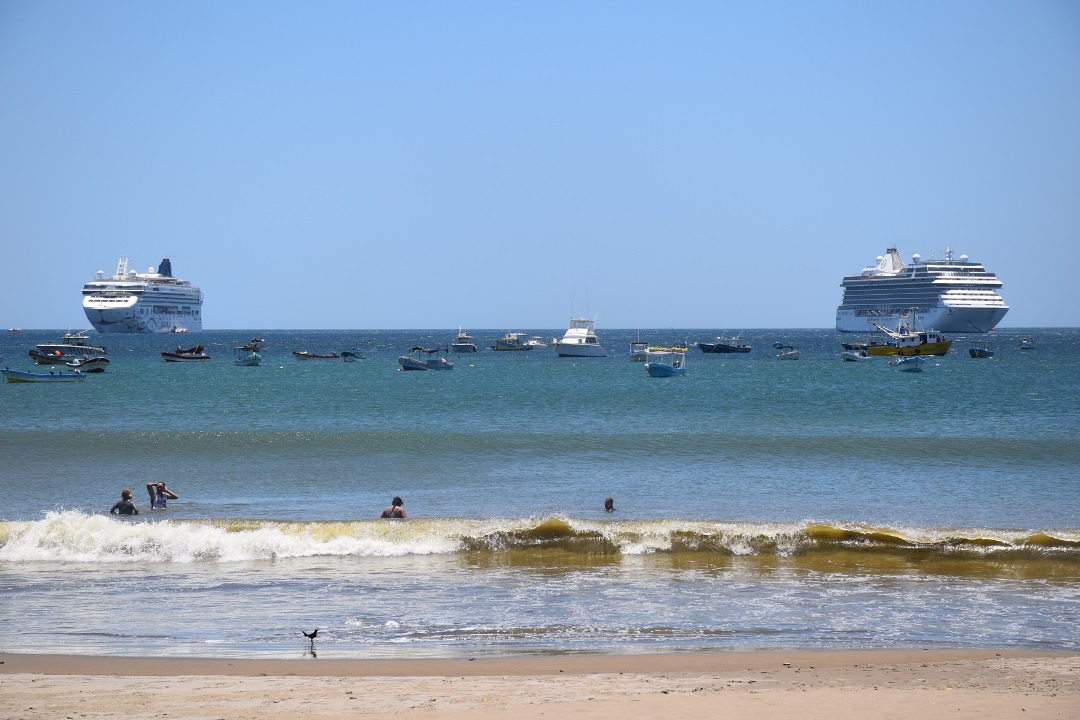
[[398, 346, 454, 371], [644, 349, 687, 377], [2, 367, 87, 383]]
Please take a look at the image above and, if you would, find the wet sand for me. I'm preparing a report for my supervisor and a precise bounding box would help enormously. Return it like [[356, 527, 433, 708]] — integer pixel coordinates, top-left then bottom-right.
[[2, 650, 1077, 719]]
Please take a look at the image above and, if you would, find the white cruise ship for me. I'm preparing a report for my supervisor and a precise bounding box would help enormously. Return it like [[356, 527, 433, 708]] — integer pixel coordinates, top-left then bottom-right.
[[836, 247, 1008, 333], [82, 257, 204, 334]]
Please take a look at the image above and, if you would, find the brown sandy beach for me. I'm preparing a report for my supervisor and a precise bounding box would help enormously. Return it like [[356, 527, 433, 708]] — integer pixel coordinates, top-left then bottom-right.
[[2, 650, 1077, 719]]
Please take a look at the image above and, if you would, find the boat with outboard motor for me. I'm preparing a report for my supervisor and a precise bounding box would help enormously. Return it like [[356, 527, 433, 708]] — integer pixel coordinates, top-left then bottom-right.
[[890, 355, 926, 372], [398, 346, 454, 371], [696, 334, 751, 353], [162, 345, 210, 362], [3, 367, 87, 383], [66, 356, 110, 372], [292, 350, 340, 360], [644, 348, 687, 377]]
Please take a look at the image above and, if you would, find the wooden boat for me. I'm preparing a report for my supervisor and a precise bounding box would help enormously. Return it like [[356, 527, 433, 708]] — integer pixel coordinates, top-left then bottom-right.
[[865, 309, 952, 356], [162, 344, 210, 361], [969, 337, 994, 358], [3, 367, 87, 383], [292, 351, 340, 360], [644, 349, 687, 377], [398, 346, 453, 371], [66, 356, 110, 372], [492, 332, 532, 351]]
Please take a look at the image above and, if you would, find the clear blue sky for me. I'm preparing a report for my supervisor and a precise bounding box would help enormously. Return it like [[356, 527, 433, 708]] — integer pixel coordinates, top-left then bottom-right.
[[1, 1, 1077, 329]]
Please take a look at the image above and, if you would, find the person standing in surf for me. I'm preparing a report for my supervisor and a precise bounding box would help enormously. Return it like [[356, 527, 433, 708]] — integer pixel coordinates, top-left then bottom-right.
[[147, 481, 178, 510], [380, 496, 406, 518]]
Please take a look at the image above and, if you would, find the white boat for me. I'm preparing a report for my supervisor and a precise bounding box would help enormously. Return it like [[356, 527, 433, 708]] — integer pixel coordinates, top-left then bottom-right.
[[3, 368, 87, 383], [525, 336, 548, 349], [836, 246, 1008, 334], [29, 331, 109, 365], [644, 348, 687, 377], [1020, 337, 1035, 350], [840, 349, 870, 362], [775, 344, 800, 360], [66, 356, 110, 373], [233, 339, 263, 366], [889, 355, 926, 372], [398, 346, 454, 371], [552, 317, 606, 357], [629, 339, 649, 362], [492, 332, 533, 351], [82, 257, 204, 334], [451, 329, 478, 353]]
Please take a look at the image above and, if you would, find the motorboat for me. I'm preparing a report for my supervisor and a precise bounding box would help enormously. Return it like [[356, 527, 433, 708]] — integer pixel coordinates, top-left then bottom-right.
[[865, 309, 952, 356], [292, 351, 340, 360], [969, 337, 994, 359], [66, 356, 110, 373], [1020, 337, 1035, 350], [341, 350, 366, 362], [552, 317, 606, 357], [774, 344, 800, 360], [3, 367, 87, 383], [840, 349, 871, 362], [525, 336, 548, 349], [696, 334, 751, 353], [162, 345, 210, 361], [398, 346, 454, 371], [492, 332, 532, 351], [629, 339, 649, 362], [451, 329, 478, 353], [29, 331, 108, 365], [889, 355, 926, 372], [644, 348, 687, 377], [233, 339, 263, 366]]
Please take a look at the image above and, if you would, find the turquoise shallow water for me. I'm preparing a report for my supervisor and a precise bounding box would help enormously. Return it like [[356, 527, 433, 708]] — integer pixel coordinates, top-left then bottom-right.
[[1, 327, 1078, 657]]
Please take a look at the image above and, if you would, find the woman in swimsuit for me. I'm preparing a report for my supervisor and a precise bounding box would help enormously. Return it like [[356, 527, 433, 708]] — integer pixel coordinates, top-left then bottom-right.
[[380, 496, 406, 518], [109, 488, 139, 516]]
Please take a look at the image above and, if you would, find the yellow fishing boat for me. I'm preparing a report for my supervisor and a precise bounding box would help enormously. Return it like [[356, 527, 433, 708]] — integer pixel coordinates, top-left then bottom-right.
[[865, 309, 953, 356]]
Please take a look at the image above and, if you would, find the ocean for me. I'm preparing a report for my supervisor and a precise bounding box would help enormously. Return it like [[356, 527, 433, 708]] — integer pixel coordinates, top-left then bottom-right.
[[1, 327, 1078, 659]]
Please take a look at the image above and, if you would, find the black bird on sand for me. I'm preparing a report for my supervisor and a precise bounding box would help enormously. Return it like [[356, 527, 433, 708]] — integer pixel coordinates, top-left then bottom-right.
[[302, 628, 319, 643]]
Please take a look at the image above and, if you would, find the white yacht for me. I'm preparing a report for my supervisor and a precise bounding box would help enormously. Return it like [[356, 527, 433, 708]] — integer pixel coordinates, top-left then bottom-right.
[[552, 317, 606, 357], [836, 247, 1008, 333], [82, 257, 204, 334]]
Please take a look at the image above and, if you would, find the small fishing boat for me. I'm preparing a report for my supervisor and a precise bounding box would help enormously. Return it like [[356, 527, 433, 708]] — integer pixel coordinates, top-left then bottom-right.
[[398, 346, 454, 371], [840, 349, 871, 362], [233, 339, 263, 366], [629, 338, 650, 362], [774, 344, 800, 360], [451, 329, 478, 353], [644, 348, 687, 377], [1020, 337, 1035, 350], [889, 355, 926, 372], [292, 351, 340, 360], [162, 345, 210, 361], [66, 356, 110, 372], [492, 332, 533, 351], [525, 336, 548, 349], [341, 350, 366, 362], [865, 309, 952, 356], [3, 367, 87, 383], [968, 339, 994, 358]]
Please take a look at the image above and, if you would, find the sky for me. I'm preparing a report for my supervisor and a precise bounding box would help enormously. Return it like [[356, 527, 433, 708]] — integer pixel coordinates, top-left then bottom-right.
[[1, 1, 1078, 330]]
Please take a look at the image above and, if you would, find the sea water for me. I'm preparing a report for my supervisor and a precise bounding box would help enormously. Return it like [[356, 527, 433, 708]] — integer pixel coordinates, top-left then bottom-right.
[[1, 328, 1078, 658]]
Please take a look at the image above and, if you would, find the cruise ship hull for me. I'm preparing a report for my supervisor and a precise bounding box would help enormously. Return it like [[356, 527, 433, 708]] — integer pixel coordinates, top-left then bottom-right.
[[836, 306, 1008, 334], [83, 299, 203, 334], [82, 257, 203, 334]]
